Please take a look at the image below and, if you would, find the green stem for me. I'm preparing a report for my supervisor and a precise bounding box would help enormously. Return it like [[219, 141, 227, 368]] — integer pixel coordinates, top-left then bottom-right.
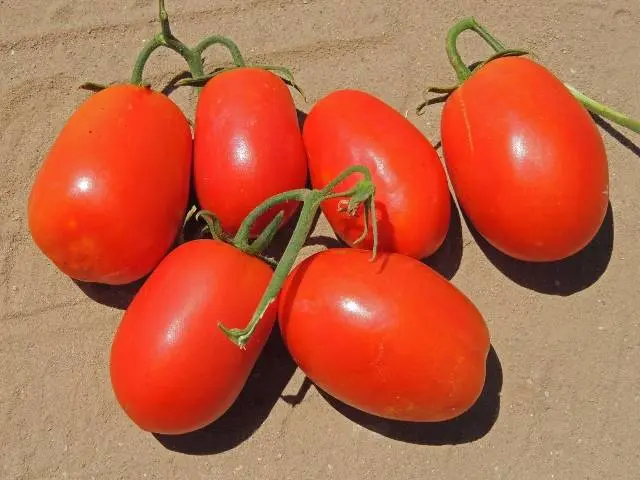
[[131, 0, 205, 85], [245, 211, 286, 256], [465, 17, 506, 52], [129, 0, 245, 89], [194, 36, 246, 67], [458, 17, 640, 134], [220, 165, 378, 348], [446, 18, 476, 82], [131, 35, 165, 85], [127, 0, 305, 99], [564, 84, 640, 134], [233, 189, 309, 251]]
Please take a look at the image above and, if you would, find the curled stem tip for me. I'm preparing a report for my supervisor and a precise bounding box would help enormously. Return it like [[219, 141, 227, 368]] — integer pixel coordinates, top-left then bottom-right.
[[195, 210, 228, 241], [218, 165, 379, 348]]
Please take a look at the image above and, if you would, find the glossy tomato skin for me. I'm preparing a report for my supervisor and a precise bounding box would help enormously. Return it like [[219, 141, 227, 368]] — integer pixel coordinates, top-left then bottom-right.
[[303, 89, 451, 260], [27, 84, 192, 285], [441, 57, 609, 262], [193, 67, 308, 237], [279, 248, 489, 422], [110, 239, 277, 435]]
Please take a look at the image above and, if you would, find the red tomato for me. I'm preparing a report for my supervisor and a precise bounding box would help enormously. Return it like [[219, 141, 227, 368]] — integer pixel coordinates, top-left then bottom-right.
[[302, 89, 451, 260], [278, 248, 489, 422], [441, 57, 609, 262], [27, 84, 192, 285], [110, 239, 277, 435], [193, 67, 308, 237]]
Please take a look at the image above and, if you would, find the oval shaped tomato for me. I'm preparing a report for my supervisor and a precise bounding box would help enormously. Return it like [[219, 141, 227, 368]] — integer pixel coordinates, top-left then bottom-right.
[[302, 89, 451, 260], [27, 84, 192, 285], [278, 248, 489, 422], [193, 67, 308, 237], [441, 57, 609, 262], [110, 239, 277, 435]]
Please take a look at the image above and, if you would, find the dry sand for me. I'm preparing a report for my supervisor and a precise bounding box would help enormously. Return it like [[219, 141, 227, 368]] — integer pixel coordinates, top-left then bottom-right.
[[2, 0, 640, 479]]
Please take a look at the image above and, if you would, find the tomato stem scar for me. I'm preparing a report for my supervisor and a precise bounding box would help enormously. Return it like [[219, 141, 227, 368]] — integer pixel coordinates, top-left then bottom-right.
[[218, 165, 379, 348]]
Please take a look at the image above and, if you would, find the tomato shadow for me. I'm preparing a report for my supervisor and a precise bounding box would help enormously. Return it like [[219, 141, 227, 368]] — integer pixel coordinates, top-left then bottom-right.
[[72, 199, 204, 310], [161, 71, 194, 97], [462, 202, 614, 296], [421, 194, 463, 280], [73, 278, 145, 310], [283, 345, 502, 445], [591, 114, 640, 159], [297, 108, 308, 132], [153, 328, 297, 455]]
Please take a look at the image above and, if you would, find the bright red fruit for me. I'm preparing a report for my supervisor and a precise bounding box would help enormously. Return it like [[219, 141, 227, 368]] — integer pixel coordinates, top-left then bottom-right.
[[441, 57, 609, 262], [193, 67, 308, 237], [302, 89, 451, 260], [28, 84, 193, 285], [110, 239, 277, 435], [279, 248, 489, 422]]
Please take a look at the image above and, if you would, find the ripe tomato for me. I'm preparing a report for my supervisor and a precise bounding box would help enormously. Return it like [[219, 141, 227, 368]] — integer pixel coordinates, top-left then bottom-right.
[[441, 57, 609, 262], [302, 89, 451, 260], [278, 248, 489, 422], [27, 84, 192, 285], [110, 239, 277, 435], [193, 67, 308, 237]]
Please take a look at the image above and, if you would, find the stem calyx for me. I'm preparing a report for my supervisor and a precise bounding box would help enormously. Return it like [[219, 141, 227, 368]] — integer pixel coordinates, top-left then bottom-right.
[[421, 17, 639, 133]]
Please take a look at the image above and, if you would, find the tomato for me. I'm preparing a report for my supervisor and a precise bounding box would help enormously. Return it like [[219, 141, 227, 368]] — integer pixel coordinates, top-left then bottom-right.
[[110, 239, 277, 435], [193, 67, 308, 237], [278, 248, 489, 422], [302, 89, 451, 260], [441, 57, 609, 262], [27, 84, 192, 285]]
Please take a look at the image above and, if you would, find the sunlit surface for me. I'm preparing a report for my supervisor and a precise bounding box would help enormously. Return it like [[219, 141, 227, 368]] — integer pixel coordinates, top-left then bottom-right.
[[342, 297, 372, 320], [75, 176, 92, 193], [233, 135, 251, 166], [511, 135, 528, 161]]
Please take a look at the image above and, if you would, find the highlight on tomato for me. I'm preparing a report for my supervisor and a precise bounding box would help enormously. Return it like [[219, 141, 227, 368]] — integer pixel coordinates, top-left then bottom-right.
[[193, 63, 308, 237], [419, 18, 639, 263], [277, 248, 490, 422], [109, 238, 279, 435], [303, 89, 451, 260], [27, 83, 192, 285], [26, 1, 203, 286]]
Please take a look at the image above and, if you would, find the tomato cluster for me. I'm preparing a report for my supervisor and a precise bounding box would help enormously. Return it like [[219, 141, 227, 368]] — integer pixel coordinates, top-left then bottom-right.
[[27, 3, 638, 437]]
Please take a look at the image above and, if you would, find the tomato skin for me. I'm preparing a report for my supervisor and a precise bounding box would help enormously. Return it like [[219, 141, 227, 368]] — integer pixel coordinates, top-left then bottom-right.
[[302, 89, 451, 260], [27, 84, 192, 285], [278, 248, 489, 422], [193, 67, 308, 237], [110, 239, 277, 435], [441, 57, 609, 262]]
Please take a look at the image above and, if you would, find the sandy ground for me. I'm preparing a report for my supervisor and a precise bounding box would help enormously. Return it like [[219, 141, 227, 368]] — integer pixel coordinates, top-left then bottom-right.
[[2, 0, 640, 479]]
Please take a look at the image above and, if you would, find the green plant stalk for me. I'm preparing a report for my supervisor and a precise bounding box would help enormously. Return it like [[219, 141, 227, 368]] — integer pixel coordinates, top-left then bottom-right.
[[130, 0, 246, 87], [219, 165, 379, 349], [128, 0, 306, 99], [446, 17, 639, 134]]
